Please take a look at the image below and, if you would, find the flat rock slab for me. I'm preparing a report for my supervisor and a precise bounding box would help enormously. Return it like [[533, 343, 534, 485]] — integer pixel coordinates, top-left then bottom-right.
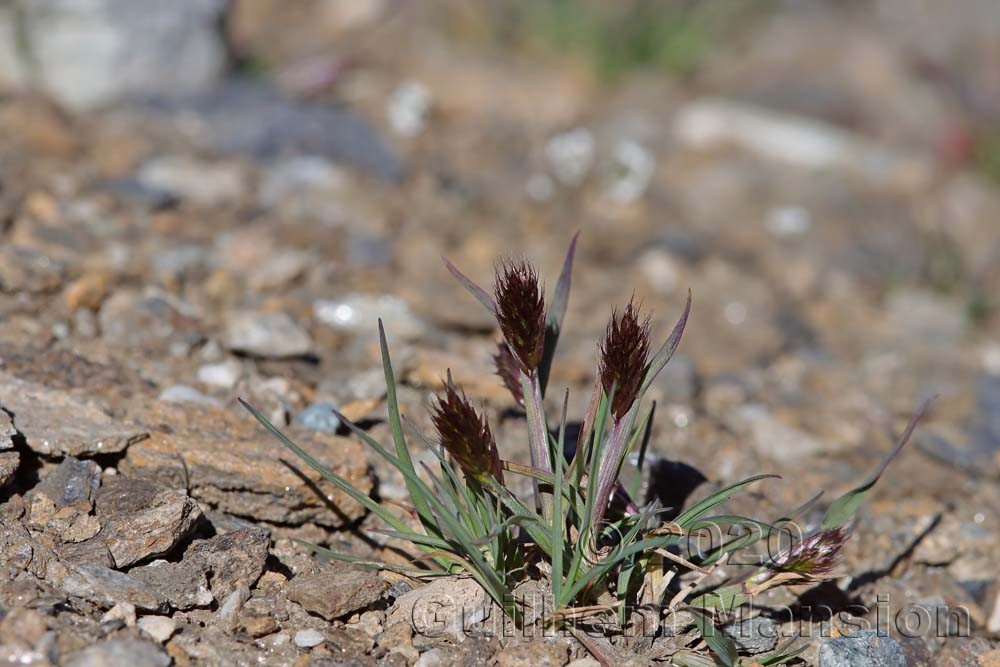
[[130, 527, 268, 610], [139, 79, 406, 182], [129, 559, 214, 610], [389, 577, 490, 642], [0, 343, 153, 403], [61, 565, 167, 612], [288, 563, 389, 620], [223, 310, 313, 358], [96, 476, 203, 568], [0, 372, 147, 457], [35, 456, 101, 508], [121, 401, 372, 527], [818, 630, 906, 667]]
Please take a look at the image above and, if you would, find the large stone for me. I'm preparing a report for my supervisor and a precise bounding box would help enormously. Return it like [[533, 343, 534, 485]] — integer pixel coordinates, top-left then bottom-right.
[[0, 0, 227, 112], [96, 476, 203, 567], [388, 578, 490, 642], [0, 343, 150, 402], [288, 564, 389, 621], [818, 630, 906, 667], [35, 457, 101, 508], [138, 157, 247, 207], [129, 559, 214, 610], [723, 616, 779, 655], [140, 79, 406, 182], [120, 402, 372, 527], [223, 310, 313, 358], [60, 565, 167, 612], [65, 639, 170, 667], [98, 289, 204, 355], [184, 529, 270, 601], [126, 524, 268, 611], [0, 372, 147, 457]]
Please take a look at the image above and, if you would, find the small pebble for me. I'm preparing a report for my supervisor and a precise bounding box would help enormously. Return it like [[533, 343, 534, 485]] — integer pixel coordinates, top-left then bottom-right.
[[355, 610, 383, 638], [197, 359, 242, 389], [526, 173, 555, 202], [387, 80, 432, 138], [606, 139, 655, 204], [545, 127, 594, 187], [224, 310, 313, 358], [414, 648, 444, 667], [52, 321, 71, 339], [137, 615, 177, 643], [101, 602, 136, 627], [766, 204, 812, 237], [74, 308, 99, 338], [158, 385, 224, 407], [314, 294, 424, 339], [293, 402, 341, 434], [294, 629, 325, 648]]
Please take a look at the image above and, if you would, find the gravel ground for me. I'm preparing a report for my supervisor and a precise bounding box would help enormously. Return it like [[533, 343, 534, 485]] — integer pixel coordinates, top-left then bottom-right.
[[1, 2, 999, 665]]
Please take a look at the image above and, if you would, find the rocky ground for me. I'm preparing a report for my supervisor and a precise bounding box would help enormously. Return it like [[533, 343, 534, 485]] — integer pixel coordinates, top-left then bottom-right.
[[1, 1, 1000, 666]]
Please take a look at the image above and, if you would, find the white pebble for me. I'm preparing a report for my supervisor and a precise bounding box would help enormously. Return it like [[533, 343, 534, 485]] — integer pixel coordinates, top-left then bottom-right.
[[606, 139, 655, 204], [387, 80, 432, 138], [137, 615, 176, 643], [637, 248, 680, 295], [981, 344, 1000, 375], [314, 294, 424, 339], [294, 629, 325, 648], [766, 205, 812, 237], [526, 172, 555, 202], [545, 127, 595, 187], [101, 602, 136, 627], [158, 384, 224, 407], [196, 359, 242, 389]]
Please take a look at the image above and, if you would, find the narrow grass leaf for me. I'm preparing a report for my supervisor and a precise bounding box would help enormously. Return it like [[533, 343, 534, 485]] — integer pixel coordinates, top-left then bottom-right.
[[638, 289, 691, 398], [821, 398, 932, 530], [539, 231, 579, 395], [689, 610, 738, 667], [239, 398, 411, 535], [551, 388, 569, 608], [379, 320, 434, 528], [443, 257, 497, 314], [629, 400, 656, 499], [674, 474, 780, 528]]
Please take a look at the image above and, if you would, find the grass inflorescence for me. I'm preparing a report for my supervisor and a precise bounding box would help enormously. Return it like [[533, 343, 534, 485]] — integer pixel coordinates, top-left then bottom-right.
[[242, 234, 930, 666]]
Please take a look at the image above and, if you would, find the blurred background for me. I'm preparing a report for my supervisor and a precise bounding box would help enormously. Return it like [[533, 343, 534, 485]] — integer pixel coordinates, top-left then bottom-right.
[[0, 1, 999, 659]]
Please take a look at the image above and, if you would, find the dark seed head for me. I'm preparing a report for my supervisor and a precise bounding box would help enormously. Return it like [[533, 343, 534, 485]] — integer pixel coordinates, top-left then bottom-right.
[[494, 259, 545, 374], [431, 384, 503, 484], [494, 342, 524, 407], [774, 528, 849, 576], [599, 298, 651, 421]]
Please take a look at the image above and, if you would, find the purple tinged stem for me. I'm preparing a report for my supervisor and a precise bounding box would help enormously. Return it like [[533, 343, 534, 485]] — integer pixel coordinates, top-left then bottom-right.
[[520, 370, 551, 515], [590, 402, 640, 532]]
